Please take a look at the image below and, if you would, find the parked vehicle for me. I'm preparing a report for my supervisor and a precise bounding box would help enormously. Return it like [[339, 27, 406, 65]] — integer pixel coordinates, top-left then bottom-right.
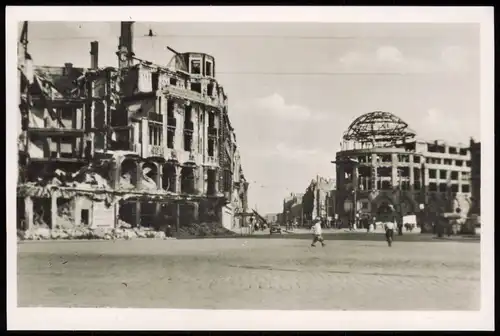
[[270, 223, 282, 234]]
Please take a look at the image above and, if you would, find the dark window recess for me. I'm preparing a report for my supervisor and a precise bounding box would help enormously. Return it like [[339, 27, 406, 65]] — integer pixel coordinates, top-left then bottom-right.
[[207, 170, 216, 195], [162, 165, 177, 192], [429, 169, 437, 179], [460, 148, 468, 156], [191, 60, 201, 75], [207, 83, 214, 96], [184, 105, 192, 125], [167, 100, 175, 118], [60, 107, 73, 119], [439, 170, 447, 179], [113, 129, 130, 151], [381, 180, 391, 190], [167, 117, 177, 128], [429, 183, 437, 192], [208, 138, 215, 156], [466, 160, 472, 167], [184, 133, 192, 151], [451, 184, 459, 193], [462, 185, 470, 193], [111, 108, 128, 127], [169, 77, 177, 86], [81, 209, 89, 226], [413, 156, 421, 163], [152, 72, 159, 91], [167, 129, 175, 149], [451, 171, 459, 180], [413, 168, 421, 180], [181, 167, 195, 194], [205, 61, 213, 77], [444, 159, 453, 165], [439, 183, 447, 192], [191, 82, 202, 93], [208, 112, 215, 128], [414, 181, 421, 190], [449, 147, 457, 154]]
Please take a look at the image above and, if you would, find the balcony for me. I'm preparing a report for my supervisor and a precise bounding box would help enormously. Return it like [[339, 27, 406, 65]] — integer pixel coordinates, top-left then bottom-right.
[[149, 145, 164, 158]]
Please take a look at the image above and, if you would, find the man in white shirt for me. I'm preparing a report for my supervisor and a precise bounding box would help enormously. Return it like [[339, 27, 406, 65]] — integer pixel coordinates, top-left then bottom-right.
[[311, 217, 326, 247], [384, 220, 395, 246]]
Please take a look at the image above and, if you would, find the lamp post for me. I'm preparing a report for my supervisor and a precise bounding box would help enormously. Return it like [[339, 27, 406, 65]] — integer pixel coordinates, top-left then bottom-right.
[[331, 157, 359, 229]]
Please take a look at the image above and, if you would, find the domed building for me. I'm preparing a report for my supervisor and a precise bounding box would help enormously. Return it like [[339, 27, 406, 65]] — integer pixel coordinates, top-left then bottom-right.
[[334, 111, 473, 230]]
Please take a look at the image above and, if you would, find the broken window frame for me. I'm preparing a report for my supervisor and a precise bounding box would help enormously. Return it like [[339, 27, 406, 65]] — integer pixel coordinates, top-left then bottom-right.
[[205, 60, 213, 77], [190, 59, 202, 75]]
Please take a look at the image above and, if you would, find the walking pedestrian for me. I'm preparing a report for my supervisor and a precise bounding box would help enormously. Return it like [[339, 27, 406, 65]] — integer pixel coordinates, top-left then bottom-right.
[[310, 217, 326, 247]]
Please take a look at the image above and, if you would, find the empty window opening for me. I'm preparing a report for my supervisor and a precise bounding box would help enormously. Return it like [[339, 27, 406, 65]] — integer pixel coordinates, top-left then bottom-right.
[[205, 61, 213, 76], [444, 159, 453, 165], [413, 168, 421, 180], [162, 165, 177, 192], [379, 154, 392, 163], [167, 100, 175, 119], [208, 138, 215, 157], [112, 129, 131, 151], [455, 160, 463, 167], [451, 184, 459, 193], [466, 160, 472, 167], [139, 202, 156, 228], [148, 122, 162, 146], [120, 158, 138, 188], [449, 147, 457, 154], [414, 181, 421, 190], [152, 71, 159, 91], [398, 154, 410, 163], [81, 209, 90, 226], [118, 201, 138, 228], [377, 167, 392, 177], [439, 170, 447, 180], [459, 148, 468, 156], [451, 171, 459, 180], [190, 82, 202, 94], [462, 184, 470, 193], [413, 156, 421, 163], [33, 197, 52, 228], [208, 112, 215, 128], [398, 167, 410, 177], [429, 169, 437, 179], [207, 169, 216, 195], [184, 105, 193, 130], [223, 169, 232, 192], [142, 162, 159, 189], [191, 59, 201, 75], [207, 83, 214, 96], [167, 128, 175, 149], [184, 133, 193, 152], [380, 180, 391, 190], [169, 77, 177, 86], [429, 183, 437, 192], [181, 167, 196, 194], [439, 183, 447, 192]]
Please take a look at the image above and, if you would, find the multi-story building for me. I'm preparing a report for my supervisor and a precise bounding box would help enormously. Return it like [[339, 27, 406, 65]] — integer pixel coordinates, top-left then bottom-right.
[[16, 22, 248, 232], [469, 138, 481, 215], [281, 192, 304, 226], [334, 111, 473, 229]]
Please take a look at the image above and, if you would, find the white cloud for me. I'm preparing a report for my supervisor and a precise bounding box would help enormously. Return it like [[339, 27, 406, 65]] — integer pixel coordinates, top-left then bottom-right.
[[410, 108, 478, 144], [338, 45, 471, 74], [238, 93, 327, 121]]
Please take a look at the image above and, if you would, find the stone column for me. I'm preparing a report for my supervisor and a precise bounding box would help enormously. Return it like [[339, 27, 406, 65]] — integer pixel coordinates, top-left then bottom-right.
[[391, 154, 398, 188], [141, 118, 148, 157], [371, 154, 378, 190], [24, 196, 33, 230], [192, 202, 199, 222], [50, 193, 57, 229], [135, 161, 143, 189], [155, 162, 162, 190], [175, 166, 182, 193], [409, 158, 415, 191], [135, 201, 141, 228]]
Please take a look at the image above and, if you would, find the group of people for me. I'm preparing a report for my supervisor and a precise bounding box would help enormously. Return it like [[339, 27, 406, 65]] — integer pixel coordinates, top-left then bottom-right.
[[309, 204, 399, 248]]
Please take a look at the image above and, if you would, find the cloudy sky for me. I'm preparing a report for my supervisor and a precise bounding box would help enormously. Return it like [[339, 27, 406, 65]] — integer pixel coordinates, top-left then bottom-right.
[[24, 22, 480, 214]]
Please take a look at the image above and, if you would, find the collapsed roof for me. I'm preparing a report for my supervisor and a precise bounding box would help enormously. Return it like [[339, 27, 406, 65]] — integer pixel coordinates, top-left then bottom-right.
[[342, 111, 416, 148]]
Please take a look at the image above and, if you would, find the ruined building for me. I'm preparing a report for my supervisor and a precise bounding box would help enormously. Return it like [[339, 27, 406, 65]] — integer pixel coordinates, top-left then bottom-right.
[[17, 22, 249, 233], [334, 111, 474, 228]]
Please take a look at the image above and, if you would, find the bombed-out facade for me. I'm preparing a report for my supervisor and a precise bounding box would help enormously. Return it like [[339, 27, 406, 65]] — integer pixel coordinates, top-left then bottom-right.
[[17, 22, 249, 234], [335, 111, 473, 229]]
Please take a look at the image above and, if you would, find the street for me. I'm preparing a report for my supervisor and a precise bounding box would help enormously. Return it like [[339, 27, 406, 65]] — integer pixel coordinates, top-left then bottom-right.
[[17, 237, 480, 310]]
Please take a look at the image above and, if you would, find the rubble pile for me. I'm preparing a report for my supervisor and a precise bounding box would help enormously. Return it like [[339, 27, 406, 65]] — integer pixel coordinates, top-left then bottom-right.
[[18, 225, 173, 241], [177, 222, 237, 237]]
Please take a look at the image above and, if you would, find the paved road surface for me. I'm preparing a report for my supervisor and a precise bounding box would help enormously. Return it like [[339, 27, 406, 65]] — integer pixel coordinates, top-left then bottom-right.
[[17, 238, 480, 310]]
